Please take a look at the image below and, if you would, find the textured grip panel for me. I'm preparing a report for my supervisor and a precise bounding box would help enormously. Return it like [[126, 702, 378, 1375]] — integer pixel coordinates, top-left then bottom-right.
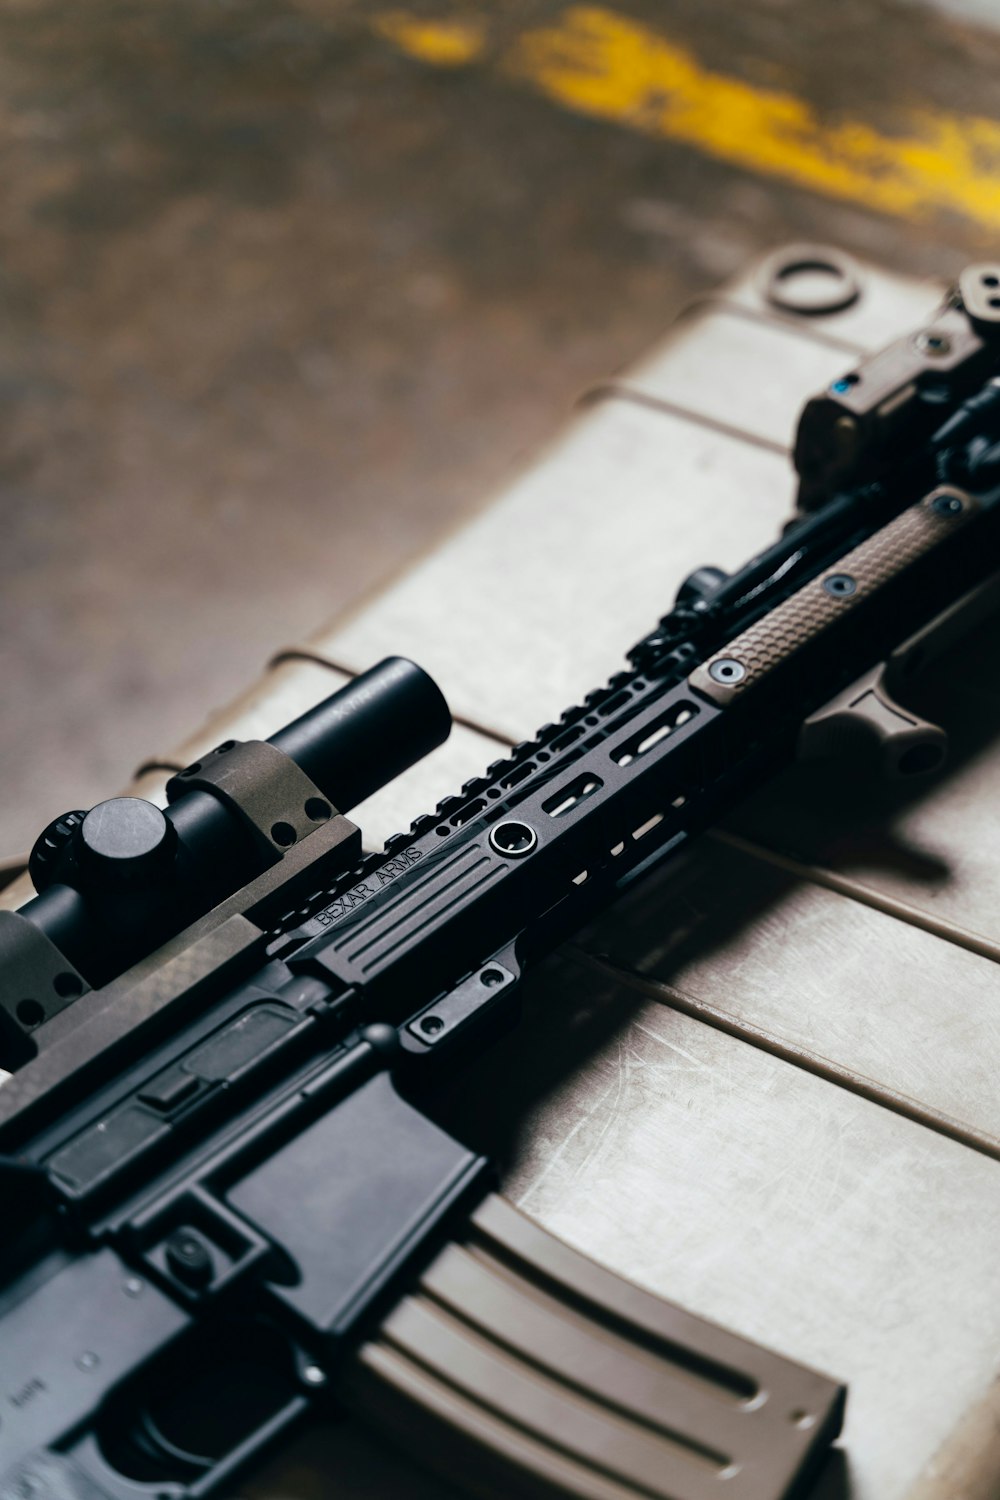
[[689, 489, 975, 707], [344, 1193, 845, 1500]]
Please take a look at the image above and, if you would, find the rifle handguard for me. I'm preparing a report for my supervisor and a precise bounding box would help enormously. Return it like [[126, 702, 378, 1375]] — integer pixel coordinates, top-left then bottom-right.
[[689, 488, 975, 709]]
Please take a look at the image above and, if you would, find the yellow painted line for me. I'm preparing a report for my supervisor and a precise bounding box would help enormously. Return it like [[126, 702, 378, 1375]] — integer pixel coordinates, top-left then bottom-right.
[[375, 13, 487, 67], [375, 4, 1000, 235]]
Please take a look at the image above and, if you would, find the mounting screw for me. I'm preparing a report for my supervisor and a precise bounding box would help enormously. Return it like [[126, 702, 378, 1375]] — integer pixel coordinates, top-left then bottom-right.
[[823, 573, 857, 598], [708, 658, 746, 686], [488, 821, 538, 858], [914, 329, 952, 357]]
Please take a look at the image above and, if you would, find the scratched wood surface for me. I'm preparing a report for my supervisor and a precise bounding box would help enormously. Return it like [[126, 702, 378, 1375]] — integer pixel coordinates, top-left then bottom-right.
[[7, 251, 993, 1499], [296, 401, 798, 745]]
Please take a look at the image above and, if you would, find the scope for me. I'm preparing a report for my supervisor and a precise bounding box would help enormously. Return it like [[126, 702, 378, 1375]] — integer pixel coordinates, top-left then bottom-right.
[[0, 657, 451, 1066]]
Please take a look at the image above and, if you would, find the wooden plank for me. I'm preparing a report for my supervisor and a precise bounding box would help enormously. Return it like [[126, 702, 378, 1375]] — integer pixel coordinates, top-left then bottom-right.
[[604, 306, 856, 450], [305, 401, 795, 741], [718, 253, 946, 353], [573, 835, 1000, 1156]]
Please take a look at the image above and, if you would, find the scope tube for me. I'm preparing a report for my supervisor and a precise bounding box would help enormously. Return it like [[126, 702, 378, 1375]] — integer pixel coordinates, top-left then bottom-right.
[[271, 657, 452, 812], [10, 659, 452, 997]]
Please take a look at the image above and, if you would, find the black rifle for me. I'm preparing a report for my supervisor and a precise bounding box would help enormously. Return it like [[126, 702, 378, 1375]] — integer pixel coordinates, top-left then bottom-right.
[[3, 263, 1000, 1500]]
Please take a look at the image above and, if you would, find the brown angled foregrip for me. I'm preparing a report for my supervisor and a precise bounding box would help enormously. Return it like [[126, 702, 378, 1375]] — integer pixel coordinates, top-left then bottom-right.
[[341, 1194, 844, 1500], [797, 661, 948, 779], [689, 488, 975, 709]]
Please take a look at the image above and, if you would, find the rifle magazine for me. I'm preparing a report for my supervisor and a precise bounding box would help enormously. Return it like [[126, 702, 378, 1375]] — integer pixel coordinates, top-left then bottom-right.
[[343, 1194, 844, 1500]]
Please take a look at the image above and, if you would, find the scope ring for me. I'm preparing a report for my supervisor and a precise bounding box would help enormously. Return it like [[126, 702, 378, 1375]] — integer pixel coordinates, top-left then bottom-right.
[[167, 741, 336, 859]]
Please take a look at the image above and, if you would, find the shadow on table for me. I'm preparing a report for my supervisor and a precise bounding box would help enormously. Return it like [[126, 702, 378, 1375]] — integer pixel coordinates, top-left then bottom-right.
[[726, 610, 1000, 891]]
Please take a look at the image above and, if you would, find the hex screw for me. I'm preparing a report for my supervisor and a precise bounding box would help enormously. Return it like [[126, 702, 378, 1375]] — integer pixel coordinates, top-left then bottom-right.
[[708, 658, 746, 686]]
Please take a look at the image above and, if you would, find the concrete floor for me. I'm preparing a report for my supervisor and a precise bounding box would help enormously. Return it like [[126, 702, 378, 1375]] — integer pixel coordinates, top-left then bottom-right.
[[2, 0, 1000, 854]]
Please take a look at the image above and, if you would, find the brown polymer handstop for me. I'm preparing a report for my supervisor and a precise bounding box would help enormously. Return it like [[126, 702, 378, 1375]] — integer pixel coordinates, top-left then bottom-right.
[[341, 1194, 845, 1500]]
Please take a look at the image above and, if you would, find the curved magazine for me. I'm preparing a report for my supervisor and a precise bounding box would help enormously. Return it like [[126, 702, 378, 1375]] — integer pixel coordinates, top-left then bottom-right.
[[345, 1194, 845, 1500]]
